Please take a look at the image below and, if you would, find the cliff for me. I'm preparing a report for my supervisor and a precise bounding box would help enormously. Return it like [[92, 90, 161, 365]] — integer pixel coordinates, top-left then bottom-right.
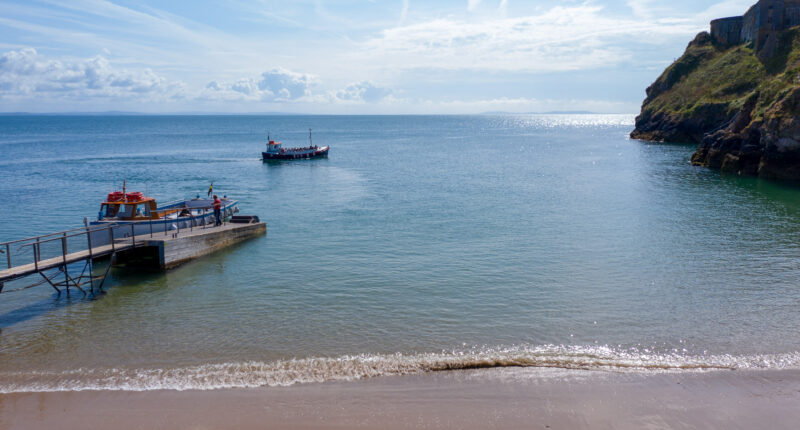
[[631, 27, 800, 180]]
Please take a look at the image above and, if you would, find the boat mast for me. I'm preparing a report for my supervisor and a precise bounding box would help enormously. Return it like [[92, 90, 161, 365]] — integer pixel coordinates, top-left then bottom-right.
[[309, 128, 312, 147]]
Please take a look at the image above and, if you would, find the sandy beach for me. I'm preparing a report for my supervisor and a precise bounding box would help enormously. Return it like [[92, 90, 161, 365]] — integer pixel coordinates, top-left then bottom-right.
[[2, 368, 799, 429]]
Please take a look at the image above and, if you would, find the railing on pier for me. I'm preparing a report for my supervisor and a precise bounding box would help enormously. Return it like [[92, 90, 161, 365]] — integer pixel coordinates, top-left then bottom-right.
[[145, 206, 227, 238], [0, 205, 236, 295], [0, 223, 148, 295]]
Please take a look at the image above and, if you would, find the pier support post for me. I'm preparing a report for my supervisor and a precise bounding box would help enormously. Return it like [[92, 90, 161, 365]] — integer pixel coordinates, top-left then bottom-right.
[[88, 260, 94, 294], [96, 252, 115, 293], [86, 224, 94, 294], [60, 235, 70, 296], [62, 271, 85, 296], [39, 272, 61, 296]]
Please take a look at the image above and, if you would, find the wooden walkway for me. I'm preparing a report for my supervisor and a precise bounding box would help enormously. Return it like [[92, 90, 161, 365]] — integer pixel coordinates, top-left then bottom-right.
[[0, 239, 138, 283]]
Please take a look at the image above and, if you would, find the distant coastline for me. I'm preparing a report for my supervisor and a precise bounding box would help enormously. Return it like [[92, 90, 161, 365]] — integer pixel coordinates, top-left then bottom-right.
[[0, 111, 306, 116]]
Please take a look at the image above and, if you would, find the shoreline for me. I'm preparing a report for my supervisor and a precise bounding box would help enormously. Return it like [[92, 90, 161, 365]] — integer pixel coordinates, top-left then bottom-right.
[[2, 367, 799, 429]]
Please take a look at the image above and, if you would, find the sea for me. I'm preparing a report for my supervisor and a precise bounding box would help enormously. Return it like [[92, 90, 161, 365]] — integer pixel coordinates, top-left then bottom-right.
[[0, 114, 799, 392]]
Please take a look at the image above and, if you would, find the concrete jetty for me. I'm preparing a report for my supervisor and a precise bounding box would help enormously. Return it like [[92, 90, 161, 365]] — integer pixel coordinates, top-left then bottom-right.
[[0, 216, 266, 295], [116, 219, 266, 269]]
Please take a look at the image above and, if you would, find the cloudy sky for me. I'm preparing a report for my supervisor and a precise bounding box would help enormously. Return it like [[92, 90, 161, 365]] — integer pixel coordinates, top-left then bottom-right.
[[0, 0, 755, 114]]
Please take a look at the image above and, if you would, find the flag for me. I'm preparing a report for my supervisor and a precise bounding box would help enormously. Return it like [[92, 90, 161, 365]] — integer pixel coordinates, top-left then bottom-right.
[[207, 182, 213, 197]]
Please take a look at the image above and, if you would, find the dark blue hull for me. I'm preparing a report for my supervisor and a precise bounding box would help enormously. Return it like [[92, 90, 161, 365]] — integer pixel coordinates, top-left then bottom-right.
[[262, 147, 329, 160]]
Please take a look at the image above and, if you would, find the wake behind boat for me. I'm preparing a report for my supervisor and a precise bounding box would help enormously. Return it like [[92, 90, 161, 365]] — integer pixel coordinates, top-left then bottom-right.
[[262, 129, 329, 161]]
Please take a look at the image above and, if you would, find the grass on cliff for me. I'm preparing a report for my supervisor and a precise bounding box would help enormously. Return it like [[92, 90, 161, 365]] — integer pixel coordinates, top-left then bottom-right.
[[643, 28, 800, 121]]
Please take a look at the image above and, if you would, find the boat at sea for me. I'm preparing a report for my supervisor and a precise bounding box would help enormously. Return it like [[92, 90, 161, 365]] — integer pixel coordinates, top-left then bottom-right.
[[88, 183, 238, 244], [262, 129, 329, 160]]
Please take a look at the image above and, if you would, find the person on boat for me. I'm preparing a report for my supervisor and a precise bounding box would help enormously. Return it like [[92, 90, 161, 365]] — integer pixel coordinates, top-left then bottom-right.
[[213, 195, 222, 226]]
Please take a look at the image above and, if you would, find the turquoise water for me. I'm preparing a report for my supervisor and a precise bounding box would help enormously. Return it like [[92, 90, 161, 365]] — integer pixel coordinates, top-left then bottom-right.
[[1, 114, 800, 391]]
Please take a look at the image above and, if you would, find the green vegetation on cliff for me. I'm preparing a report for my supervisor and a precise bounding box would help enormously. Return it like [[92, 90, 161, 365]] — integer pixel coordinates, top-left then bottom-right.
[[633, 29, 800, 140], [632, 28, 800, 180], [648, 42, 758, 114]]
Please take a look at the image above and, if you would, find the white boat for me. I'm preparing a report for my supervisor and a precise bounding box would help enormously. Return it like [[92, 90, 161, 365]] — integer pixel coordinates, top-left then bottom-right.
[[88, 186, 238, 245]]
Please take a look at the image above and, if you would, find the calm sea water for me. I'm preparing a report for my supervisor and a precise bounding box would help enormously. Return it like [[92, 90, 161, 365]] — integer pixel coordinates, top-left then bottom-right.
[[1, 114, 800, 392]]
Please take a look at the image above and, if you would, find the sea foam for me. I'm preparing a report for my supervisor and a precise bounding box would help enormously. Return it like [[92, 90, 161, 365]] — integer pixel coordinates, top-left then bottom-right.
[[1, 344, 798, 393]]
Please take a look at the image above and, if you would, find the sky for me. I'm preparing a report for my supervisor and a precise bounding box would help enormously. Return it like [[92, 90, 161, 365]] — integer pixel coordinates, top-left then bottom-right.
[[0, 0, 757, 114]]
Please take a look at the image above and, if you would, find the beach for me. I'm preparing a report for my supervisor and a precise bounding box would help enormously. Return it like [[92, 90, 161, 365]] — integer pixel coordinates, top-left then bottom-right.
[[3, 368, 800, 429]]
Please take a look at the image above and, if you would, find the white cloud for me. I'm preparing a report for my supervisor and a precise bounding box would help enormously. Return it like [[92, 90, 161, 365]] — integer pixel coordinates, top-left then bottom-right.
[[0, 48, 634, 113], [0, 1, 276, 86], [201, 71, 393, 106], [468, 0, 482, 12], [258, 68, 313, 100], [0, 48, 180, 99], [334, 81, 391, 103], [358, 3, 701, 73], [0, 49, 391, 107], [200, 68, 316, 102]]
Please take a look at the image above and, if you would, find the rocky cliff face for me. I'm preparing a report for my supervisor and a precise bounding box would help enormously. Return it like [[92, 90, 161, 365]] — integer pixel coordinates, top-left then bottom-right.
[[631, 27, 800, 181]]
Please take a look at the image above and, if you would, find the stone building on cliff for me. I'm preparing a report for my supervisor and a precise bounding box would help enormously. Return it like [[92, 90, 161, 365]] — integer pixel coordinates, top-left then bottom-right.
[[710, 0, 800, 57]]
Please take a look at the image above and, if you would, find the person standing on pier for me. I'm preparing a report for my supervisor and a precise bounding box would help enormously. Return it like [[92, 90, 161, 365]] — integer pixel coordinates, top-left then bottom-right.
[[213, 195, 222, 226]]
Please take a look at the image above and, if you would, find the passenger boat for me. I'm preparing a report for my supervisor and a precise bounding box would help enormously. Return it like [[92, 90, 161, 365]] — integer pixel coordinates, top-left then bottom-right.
[[88, 183, 238, 244], [262, 129, 329, 160]]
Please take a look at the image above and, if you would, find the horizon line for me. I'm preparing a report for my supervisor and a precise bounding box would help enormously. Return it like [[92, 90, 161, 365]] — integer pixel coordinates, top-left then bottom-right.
[[0, 110, 635, 116]]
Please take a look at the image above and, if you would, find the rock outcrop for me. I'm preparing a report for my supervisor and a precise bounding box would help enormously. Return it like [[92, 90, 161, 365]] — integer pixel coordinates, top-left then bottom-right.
[[631, 3, 800, 181]]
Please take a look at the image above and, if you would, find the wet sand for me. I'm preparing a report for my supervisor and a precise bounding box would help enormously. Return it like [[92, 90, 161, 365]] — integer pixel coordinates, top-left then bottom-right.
[[2, 368, 799, 429]]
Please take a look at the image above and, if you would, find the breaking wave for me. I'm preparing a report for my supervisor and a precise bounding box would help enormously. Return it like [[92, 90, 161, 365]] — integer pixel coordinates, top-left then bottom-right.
[[1, 345, 799, 393]]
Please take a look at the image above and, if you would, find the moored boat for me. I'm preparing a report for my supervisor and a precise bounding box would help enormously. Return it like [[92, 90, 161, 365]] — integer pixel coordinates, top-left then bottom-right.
[[88, 183, 238, 245], [262, 129, 329, 160]]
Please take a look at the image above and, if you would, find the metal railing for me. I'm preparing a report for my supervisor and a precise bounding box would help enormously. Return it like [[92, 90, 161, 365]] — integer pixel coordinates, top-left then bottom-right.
[[145, 205, 232, 238], [1, 205, 237, 273], [0, 223, 138, 274], [0, 222, 145, 294]]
